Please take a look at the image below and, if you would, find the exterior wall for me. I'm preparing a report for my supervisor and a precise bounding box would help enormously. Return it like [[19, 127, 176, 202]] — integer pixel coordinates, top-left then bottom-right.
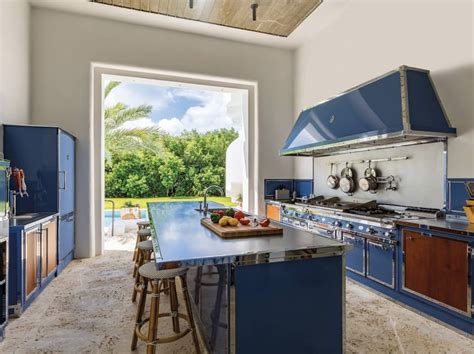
[[30, 8, 294, 257], [0, 0, 30, 150], [294, 0, 473, 207], [225, 136, 245, 203]]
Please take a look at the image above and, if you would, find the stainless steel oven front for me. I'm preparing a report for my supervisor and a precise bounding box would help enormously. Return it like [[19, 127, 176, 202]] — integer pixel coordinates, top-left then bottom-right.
[[307, 221, 338, 240]]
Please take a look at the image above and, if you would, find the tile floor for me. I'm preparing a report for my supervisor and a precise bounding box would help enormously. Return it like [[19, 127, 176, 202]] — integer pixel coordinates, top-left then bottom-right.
[[0, 246, 473, 353]]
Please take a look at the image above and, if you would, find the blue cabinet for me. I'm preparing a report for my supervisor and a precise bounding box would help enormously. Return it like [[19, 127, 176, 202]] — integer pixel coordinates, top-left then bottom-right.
[[4, 125, 76, 273], [9, 215, 58, 315], [367, 240, 395, 288], [342, 231, 396, 289], [342, 232, 365, 275], [0, 160, 9, 339]]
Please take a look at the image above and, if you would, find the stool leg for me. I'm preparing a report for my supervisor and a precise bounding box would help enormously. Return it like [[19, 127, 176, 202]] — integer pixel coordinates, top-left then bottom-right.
[[133, 234, 140, 262], [147, 280, 160, 354], [194, 266, 203, 305], [180, 274, 201, 354], [132, 250, 144, 303], [162, 279, 169, 296], [211, 267, 226, 348], [131, 278, 148, 350], [169, 278, 180, 333]]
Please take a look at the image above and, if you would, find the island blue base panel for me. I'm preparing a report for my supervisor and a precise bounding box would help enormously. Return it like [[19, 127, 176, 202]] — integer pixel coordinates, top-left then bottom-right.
[[235, 256, 343, 354]]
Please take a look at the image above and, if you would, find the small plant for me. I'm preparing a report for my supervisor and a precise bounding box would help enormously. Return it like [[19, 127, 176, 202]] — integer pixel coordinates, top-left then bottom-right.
[[123, 200, 134, 208]]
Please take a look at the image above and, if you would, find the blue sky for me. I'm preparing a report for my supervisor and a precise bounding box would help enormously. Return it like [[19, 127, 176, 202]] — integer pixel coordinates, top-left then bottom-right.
[[104, 80, 243, 136]]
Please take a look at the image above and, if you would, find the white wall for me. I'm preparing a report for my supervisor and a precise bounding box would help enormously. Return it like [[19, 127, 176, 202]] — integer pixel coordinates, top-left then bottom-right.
[[294, 0, 473, 206], [0, 0, 30, 150], [30, 8, 294, 257], [312, 143, 445, 209]]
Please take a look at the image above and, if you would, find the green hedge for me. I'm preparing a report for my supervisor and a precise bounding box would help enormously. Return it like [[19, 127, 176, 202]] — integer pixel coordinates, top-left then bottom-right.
[[105, 128, 239, 198]]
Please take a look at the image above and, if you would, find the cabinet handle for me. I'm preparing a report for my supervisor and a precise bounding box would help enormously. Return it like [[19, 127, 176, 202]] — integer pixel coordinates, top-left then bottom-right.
[[59, 171, 66, 190]]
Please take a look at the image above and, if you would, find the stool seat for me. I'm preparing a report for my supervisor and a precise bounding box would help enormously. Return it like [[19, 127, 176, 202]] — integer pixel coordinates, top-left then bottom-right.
[[137, 220, 150, 227], [139, 262, 187, 280], [137, 228, 151, 237], [137, 240, 153, 251]]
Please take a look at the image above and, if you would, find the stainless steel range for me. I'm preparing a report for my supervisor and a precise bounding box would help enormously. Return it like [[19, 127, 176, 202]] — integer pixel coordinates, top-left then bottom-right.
[[280, 195, 442, 288]]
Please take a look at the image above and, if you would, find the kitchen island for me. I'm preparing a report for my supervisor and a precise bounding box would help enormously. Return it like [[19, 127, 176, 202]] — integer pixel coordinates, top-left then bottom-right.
[[147, 201, 350, 354]]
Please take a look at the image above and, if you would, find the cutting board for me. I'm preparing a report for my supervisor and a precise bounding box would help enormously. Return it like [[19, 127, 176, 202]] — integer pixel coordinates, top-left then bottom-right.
[[200, 218, 283, 239]]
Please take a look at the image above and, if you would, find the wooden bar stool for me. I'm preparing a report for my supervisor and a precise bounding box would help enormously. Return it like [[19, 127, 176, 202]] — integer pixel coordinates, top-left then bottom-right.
[[137, 220, 150, 230], [132, 240, 154, 303], [133, 228, 152, 273], [131, 263, 201, 354]]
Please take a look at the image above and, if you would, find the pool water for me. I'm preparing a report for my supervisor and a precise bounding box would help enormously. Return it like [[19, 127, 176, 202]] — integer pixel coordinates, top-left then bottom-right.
[[104, 209, 148, 227]]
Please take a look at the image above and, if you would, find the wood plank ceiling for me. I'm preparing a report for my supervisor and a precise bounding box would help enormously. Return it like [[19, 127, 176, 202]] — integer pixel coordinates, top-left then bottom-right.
[[91, 0, 322, 37]]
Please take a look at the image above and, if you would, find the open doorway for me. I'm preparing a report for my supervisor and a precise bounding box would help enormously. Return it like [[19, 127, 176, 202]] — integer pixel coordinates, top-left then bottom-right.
[[101, 75, 249, 251]]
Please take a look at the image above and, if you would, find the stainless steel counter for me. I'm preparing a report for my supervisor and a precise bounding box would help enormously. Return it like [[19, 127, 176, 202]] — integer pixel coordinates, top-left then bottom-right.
[[9, 212, 58, 229], [148, 201, 349, 269], [395, 217, 474, 236]]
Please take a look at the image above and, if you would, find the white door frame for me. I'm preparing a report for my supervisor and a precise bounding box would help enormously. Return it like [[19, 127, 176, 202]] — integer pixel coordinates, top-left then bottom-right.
[[91, 62, 258, 255]]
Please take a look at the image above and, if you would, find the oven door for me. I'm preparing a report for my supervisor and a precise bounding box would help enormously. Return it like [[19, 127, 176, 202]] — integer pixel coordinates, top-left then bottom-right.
[[367, 239, 396, 288], [341, 232, 365, 275]]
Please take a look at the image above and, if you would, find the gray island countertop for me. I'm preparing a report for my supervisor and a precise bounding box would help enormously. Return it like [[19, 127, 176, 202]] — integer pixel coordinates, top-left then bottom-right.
[[148, 201, 349, 269]]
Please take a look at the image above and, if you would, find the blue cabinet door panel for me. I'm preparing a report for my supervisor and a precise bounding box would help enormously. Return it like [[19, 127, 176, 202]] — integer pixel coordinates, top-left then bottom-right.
[[342, 233, 365, 275], [3, 126, 58, 213], [59, 217, 74, 261], [58, 131, 75, 216], [367, 241, 395, 288]]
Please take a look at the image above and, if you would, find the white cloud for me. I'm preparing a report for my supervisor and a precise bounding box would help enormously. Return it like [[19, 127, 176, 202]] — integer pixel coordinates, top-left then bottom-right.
[[157, 117, 185, 136], [107, 81, 244, 136], [180, 91, 234, 133], [119, 117, 157, 130], [105, 82, 174, 111]]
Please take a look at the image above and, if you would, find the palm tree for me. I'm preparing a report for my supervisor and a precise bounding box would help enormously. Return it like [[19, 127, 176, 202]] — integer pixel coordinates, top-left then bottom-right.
[[104, 81, 162, 156]]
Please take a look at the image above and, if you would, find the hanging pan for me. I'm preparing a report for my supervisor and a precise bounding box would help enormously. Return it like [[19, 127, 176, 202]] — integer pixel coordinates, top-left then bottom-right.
[[326, 163, 339, 189], [359, 161, 378, 193], [340, 162, 355, 194]]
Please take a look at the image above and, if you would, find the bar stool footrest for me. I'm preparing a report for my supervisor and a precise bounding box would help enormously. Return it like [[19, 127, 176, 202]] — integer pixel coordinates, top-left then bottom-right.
[[135, 313, 192, 344]]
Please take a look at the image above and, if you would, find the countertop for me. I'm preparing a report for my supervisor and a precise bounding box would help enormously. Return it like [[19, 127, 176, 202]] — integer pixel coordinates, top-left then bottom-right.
[[10, 212, 59, 229], [148, 201, 349, 269], [394, 217, 474, 236]]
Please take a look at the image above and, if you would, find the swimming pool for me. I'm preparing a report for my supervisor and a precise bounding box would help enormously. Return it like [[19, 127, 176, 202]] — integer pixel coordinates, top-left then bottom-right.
[[104, 209, 148, 227]]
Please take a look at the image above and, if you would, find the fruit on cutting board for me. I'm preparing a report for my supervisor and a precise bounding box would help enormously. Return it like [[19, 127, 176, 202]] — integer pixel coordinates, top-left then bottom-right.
[[210, 213, 221, 224], [228, 217, 239, 226], [225, 208, 235, 217], [259, 218, 270, 227], [239, 217, 250, 225], [234, 210, 245, 220], [219, 216, 230, 226], [215, 210, 225, 217]]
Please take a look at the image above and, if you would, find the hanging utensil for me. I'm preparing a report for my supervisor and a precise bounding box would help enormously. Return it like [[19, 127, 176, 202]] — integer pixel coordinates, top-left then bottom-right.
[[359, 161, 378, 193], [340, 162, 355, 194], [326, 163, 339, 189]]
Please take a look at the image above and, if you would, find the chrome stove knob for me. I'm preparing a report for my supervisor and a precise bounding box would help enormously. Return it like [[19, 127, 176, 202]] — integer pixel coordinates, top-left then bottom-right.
[[345, 223, 353, 230], [366, 227, 375, 234], [333, 221, 341, 227]]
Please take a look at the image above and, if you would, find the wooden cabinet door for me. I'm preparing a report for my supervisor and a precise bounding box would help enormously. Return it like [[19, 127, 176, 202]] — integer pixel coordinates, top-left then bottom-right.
[[403, 230, 468, 312], [44, 219, 57, 276], [25, 228, 38, 297]]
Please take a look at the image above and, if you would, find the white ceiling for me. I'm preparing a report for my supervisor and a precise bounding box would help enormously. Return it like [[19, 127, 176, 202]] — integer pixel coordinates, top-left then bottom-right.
[[29, 0, 350, 49]]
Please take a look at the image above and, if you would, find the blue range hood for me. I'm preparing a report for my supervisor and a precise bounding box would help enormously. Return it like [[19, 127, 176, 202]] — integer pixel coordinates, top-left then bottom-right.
[[280, 66, 456, 157]]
